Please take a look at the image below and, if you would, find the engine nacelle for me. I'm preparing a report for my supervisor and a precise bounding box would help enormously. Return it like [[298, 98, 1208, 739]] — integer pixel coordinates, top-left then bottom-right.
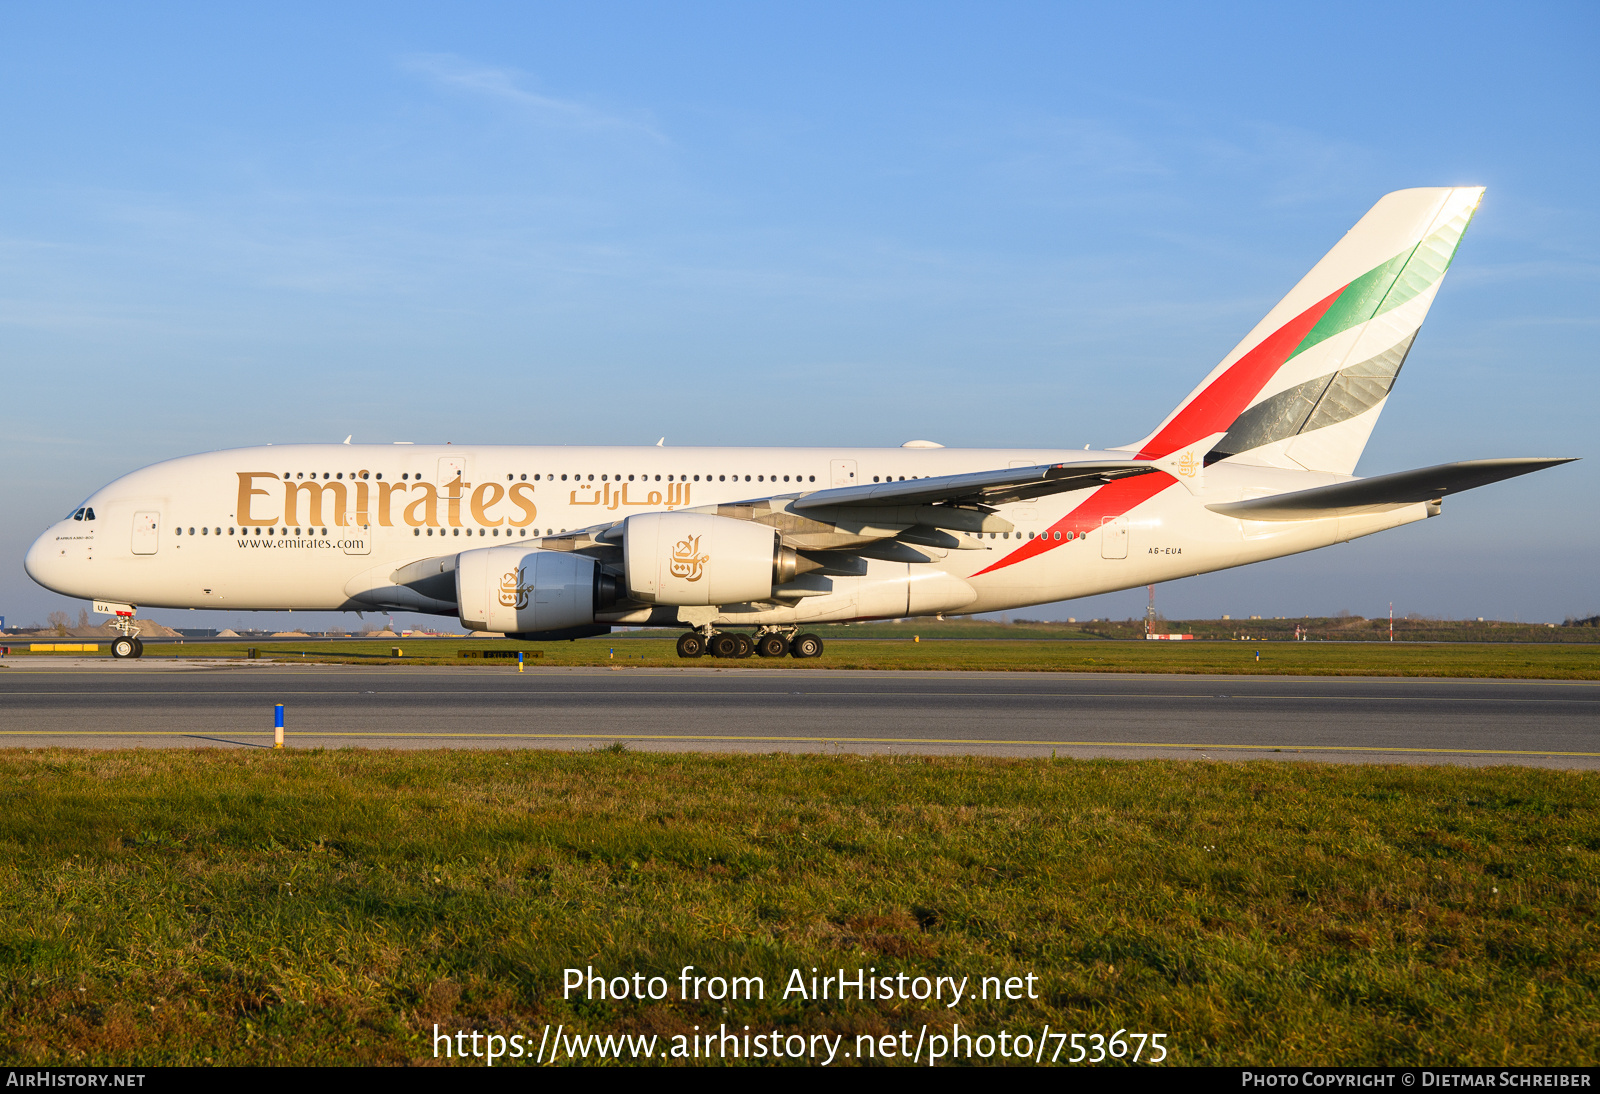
[[624, 512, 783, 606], [456, 546, 618, 634]]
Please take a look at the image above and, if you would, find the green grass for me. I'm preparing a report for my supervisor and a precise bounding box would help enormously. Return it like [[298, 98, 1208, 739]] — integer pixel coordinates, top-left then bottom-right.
[[37, 635, 1600, 678], [0, 750, 1595, 1066]]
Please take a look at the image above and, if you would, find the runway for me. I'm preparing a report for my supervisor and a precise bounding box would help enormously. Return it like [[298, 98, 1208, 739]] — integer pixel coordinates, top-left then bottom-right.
[[2, 660, 1598, 766]]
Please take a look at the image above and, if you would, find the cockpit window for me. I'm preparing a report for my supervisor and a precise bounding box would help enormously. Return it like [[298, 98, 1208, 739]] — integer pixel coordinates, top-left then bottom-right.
[[84, 508, 95, 520], [71, 508, 85, 521]]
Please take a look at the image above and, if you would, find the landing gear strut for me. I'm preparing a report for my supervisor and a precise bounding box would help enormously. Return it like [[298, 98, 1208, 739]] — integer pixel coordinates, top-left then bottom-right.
[[108, 613, 144, 659]]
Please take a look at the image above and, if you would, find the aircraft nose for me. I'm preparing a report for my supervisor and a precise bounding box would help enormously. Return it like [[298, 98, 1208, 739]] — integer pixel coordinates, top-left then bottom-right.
[[24, 523, 72, 594]]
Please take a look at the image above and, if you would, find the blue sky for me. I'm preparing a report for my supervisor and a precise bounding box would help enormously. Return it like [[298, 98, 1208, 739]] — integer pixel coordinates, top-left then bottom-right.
[[3, 2, 1596, 629]]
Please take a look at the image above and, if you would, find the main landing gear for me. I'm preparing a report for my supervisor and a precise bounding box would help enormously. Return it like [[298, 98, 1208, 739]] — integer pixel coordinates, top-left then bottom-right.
[[675, 627, 824, 659]]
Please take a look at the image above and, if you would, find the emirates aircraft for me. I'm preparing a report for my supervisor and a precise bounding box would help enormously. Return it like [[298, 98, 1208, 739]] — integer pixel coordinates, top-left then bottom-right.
[[25, 187, 1572, 659]]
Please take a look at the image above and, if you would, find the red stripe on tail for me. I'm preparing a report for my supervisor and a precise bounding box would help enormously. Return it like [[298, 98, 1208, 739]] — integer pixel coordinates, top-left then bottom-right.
[[977, 284, 1347, 576], [1136, 284, 1344, 459]]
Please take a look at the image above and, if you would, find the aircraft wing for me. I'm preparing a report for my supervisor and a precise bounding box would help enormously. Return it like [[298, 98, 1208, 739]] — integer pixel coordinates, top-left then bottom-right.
[[790, 459, 1159, 514], [1206, 458, 1575, 521]]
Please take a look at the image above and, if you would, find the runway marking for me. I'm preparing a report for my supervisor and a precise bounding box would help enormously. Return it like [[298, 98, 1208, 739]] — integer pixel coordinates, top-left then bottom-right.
[[5, 668, 1599, 688], [5, 689, 1599, 705], [2, 730, 1597, 758]]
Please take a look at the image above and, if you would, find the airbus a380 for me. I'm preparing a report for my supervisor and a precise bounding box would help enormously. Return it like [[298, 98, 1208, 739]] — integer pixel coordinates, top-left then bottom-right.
[[25, 187, 1573, 659]]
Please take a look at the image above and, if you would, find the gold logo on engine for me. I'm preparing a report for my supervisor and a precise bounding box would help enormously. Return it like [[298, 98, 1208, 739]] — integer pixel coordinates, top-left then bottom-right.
[[668, 534, 710, 581], [499, 568, 529, 609], [1177, 450, 1198, 477]]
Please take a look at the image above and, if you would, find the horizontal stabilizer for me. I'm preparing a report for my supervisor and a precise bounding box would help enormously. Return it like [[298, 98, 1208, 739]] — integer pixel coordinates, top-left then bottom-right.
[[1206, 458, 1574, 521]]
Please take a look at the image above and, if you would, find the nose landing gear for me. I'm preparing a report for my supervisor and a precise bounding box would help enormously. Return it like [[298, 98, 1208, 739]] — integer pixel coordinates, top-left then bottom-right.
[[106, 610, 144, 659]]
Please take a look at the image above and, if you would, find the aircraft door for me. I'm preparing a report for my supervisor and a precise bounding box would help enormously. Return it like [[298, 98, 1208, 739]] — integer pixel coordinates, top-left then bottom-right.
[[341, 517, 372, 555], [829, 459, 857, 488], [131, 511, 160, 555], [343, 474, 372, 555], [438, 456, 466, 485], [1100, 516, 1128, 559]]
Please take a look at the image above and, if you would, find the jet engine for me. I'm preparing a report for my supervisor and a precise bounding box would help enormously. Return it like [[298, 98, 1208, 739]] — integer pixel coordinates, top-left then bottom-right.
[[623, 512, 808, 605], [456, 546, 621, 637]]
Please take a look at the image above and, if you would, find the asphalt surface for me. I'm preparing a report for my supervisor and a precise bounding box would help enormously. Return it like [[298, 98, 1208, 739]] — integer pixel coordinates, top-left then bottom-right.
[[1, 659, 1597, 766]]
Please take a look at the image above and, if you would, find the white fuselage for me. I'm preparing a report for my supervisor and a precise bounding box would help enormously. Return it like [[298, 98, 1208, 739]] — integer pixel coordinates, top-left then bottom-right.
[[24, 443, 1432, 623]]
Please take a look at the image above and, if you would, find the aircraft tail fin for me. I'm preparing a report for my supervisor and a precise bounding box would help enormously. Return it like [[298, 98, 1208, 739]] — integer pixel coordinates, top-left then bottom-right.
[[1120, 187, 1483, 476]]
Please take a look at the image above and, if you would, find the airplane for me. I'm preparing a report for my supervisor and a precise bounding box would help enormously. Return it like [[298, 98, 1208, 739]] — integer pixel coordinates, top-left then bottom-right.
[[24, 186, 1574, 660]]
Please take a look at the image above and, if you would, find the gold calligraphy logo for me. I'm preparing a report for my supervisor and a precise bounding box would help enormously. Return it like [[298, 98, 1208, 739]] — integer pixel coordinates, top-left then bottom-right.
[[499, 568, 530, 609], [668, 534, 710, 582], [1177, 450, 1198, 478]]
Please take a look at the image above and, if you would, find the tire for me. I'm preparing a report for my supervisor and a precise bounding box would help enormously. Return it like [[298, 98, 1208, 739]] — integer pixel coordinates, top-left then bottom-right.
[[111, 636, 137, 659], [131, 638, 144, 658], [790, 633, 823, 659], [733, 633, 753, 659], [756, 634, 789, 658], [709, 633, 740, 659], [676, 632, 705, 658]]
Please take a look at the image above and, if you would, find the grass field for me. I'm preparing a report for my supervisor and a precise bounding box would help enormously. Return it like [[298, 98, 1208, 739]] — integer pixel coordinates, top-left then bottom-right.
[[1, 749, 1595, 1066], [25, 635, 1600, 679]]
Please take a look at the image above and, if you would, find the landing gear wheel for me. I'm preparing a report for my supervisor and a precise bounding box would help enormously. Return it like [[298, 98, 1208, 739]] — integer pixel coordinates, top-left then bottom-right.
[[790, 633, 823, 659], [676, 632, 705, 659], [111, 636, 139, 659], [132, 638, 144, 658], [733, 633, 754, 659], [709, 633, 741, 659], [756, 634, 789, 658]]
